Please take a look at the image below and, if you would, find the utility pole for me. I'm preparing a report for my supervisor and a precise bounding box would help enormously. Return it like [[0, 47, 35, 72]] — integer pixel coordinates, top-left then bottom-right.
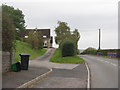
[[98, 29, 101, 50]]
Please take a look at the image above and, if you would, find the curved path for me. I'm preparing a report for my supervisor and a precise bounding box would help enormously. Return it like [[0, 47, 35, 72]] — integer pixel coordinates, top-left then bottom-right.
[[30, 48, 80, 70]]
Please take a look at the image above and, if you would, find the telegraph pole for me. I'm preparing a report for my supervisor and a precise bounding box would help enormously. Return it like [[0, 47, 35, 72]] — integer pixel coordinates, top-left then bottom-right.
[[98, 29, 101, 50]]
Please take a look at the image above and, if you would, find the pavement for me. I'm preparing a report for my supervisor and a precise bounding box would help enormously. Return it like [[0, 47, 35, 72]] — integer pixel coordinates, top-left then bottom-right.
[[29, 48, 88, 88], [2, 66, 49, 88], [2, 48, 88, 88], [2, 48, 54, 88], [32, 64, 87, 88], [80, 55, 118, 88]]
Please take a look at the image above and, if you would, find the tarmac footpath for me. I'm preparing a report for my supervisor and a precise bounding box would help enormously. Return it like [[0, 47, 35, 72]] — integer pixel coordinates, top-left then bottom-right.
[[2, 48, 55, 89], [2, 66, 51, 88]]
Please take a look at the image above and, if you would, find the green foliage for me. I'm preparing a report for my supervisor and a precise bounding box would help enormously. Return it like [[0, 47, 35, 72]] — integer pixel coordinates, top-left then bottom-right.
[[81, 47, 97, 55], [2, 4, 26, 40], [15, 40, 46, 62], [55, 21, 80, 45], [55, 21, 70, 44], [72, 29, 80, 42], [27, 30, 43, 49], [2, 7, 15, 52], [50, 49, 84, 64], [60, 40, 77, 57], [54, 21, 80, 57], [55, 21, 70, 37]]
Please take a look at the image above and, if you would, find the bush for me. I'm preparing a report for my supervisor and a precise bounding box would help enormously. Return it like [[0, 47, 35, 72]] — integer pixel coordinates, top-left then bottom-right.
[[81, 47, 97, 55], [60, 40, 76, 57]]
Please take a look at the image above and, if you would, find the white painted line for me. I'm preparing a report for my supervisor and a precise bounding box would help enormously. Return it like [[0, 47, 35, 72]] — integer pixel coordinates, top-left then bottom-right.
[[17, 68, 53, 88], [110, 63, 117, 66], [85, 62, 91, 89], [99, 60, 117, 67]]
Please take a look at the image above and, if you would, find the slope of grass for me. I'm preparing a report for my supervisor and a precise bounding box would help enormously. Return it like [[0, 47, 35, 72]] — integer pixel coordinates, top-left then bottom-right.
[[50, 49, 84, 64], [15, 40, 46, 62]]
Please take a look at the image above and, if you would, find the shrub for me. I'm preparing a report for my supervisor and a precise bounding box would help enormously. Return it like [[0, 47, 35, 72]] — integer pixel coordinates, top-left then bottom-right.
[[60, 40, 76, 57], [81, 47, 97, 55]]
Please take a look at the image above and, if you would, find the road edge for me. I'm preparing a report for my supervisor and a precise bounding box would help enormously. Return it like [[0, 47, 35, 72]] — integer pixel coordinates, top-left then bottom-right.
[[17, 68, 53, 88], [85, 62, 91, 89]]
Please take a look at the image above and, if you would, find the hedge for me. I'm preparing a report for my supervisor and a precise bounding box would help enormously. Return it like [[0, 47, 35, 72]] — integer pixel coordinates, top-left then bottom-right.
[[60, 40, 77, 57]]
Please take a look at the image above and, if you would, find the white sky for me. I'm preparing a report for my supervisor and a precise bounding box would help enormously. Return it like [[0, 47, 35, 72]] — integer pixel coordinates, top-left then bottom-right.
[[1, 0, 119, 49]]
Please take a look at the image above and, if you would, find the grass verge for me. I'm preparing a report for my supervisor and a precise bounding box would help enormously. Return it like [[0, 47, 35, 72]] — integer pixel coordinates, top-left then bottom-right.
[[15, 40, 47, 62], [50, 49, 84, 64]]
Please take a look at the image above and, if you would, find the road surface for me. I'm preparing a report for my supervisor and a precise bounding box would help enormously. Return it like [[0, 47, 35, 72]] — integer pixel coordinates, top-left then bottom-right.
[[80, 55, 118, 88], [29, 48, 87, 88], [32, 64, 87, 88]]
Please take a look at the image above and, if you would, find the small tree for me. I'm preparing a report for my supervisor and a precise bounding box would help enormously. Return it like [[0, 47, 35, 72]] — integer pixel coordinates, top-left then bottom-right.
[[37, 31, 43, 49], [27, 30, 43, 49]]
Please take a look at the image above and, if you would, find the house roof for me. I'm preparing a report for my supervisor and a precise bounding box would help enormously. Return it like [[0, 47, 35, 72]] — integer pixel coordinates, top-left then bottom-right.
[[21, 29, 51, 38]]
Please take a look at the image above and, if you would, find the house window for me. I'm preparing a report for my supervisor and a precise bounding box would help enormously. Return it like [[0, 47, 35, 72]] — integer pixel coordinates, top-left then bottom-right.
[[25, 36, 28, 38], [43, 36, 47, 38], [44, 41, 47, 46]]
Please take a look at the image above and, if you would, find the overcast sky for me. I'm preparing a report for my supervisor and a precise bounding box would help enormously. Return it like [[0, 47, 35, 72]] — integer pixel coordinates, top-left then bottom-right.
[[1, 0, 119, 49]]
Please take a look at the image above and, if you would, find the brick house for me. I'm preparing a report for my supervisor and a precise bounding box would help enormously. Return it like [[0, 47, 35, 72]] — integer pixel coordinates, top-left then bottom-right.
[[21, 28, 53, 48]]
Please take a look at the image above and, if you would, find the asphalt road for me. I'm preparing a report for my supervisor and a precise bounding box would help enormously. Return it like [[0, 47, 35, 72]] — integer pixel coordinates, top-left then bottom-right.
[[80, 55, 118, 88]]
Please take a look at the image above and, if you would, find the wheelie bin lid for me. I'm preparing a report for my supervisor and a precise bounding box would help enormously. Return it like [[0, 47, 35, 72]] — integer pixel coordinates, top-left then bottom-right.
[[19, 54, 30, 56]]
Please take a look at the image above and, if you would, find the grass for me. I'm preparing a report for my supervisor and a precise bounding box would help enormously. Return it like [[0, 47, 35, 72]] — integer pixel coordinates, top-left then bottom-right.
[[15, 40, 47, 62], [50, 49, 84, 64]]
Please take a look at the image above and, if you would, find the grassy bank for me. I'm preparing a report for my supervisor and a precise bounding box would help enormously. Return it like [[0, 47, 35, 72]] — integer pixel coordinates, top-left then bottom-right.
[[15, 40, 47, 62], [50, 49, 84, 64]]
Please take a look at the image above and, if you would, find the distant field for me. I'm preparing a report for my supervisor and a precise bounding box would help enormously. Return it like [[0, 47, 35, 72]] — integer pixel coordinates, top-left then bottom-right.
[[15, 40, 46, 62], [50, 49, 84, 64]]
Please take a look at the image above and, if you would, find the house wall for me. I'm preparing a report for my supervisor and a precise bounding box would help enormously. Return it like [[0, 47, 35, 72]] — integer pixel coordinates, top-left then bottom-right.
[[48, 39, 52, 48], [2, 52, 11, 73], [43, 38, 52, 48]]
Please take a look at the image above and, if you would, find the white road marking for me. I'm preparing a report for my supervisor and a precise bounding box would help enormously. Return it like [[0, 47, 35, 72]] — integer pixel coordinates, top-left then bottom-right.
[[98, 59, 117, 67]]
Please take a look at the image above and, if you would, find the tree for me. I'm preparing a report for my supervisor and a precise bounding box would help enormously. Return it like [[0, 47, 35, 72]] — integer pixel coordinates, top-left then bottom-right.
[[36, 31, 44, 49], [2, 7, 15, 52], [55, 21, 70, 44], [54, 21, 80, 47], [72, 29, 80, 42], [54, 21, 81, 56], [27, 30, 43, 49], [2, 4, 26, 40]]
